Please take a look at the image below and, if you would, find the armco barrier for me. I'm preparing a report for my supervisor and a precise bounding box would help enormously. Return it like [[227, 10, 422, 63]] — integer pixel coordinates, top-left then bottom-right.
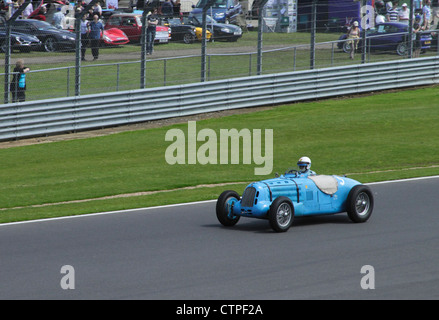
[[1, 57, 438, 141]]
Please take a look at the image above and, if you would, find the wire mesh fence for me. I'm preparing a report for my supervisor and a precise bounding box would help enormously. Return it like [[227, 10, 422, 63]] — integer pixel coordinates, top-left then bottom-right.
[[1, 0, 439, 104]]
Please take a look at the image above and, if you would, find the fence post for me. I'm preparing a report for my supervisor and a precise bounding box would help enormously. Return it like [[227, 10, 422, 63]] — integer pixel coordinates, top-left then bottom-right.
[[310, 0, 317, 69], [201, 0, 218, 82], [257, 0, 269, 76], [361, 0, 367, 64], [408, 0, 414, 58], [140, 5, 148, 89]]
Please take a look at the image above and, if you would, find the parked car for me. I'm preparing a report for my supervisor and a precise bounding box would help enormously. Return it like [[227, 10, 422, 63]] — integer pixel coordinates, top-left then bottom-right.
[[163, 18, 197, 44], [338, 22, 432, 56], [194, 26, 212, 42], [104, 13, 170, 43], [9, 19, 75, 52], [183, 14, 242, 41], [0, 29, 41, 53], [102, 28, 129, 46], [166, 17, 212, 42], [191, 0, 243, 24], [216, 170, 374, 232]]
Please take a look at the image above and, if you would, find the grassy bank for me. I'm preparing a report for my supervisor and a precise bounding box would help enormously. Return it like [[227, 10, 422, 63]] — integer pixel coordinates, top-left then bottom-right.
[[0, 86, 438, 223]]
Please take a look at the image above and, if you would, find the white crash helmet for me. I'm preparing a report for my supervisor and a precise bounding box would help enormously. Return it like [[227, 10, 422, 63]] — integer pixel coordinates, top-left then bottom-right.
[[297, 156, 311, 172]]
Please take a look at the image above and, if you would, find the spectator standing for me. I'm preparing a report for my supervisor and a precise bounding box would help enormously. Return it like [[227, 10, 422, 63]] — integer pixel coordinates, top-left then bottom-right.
[[33, 5, 48, 21], [107, 0, 119, 9], [423, 0, 432, 29], [161, 0, 173, 17], [432, 0, 439, 26], [22, 0, 33, 18], [80, 13, 90, 61], [93, 1, 102, 18], [413, 15, 423, 57], [146, 8, 159, 55], [173, 0, 181, 16], [346, 21, 360, 60], [10, 59, 30, 103], [386, 1, 399, 22], [375, 0, 386, 23], [89, 14, 104, 60], [398, 3, 410, 24], [52, 7, 65, 29]]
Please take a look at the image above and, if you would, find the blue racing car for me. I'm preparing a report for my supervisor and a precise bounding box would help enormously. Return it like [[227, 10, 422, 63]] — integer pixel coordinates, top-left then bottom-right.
[[216, 157, 374, 232]]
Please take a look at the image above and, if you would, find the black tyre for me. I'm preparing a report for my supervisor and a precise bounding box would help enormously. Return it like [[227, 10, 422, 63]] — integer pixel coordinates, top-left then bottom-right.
[[342, 41, 352, 54], [268, 196, 294, 232], [396, 42, 408, 56], [346, 185, 374, 223], [183, 32, 196, 44], [43, 37, 58, 52], [216, 190, 240, 227], [0, 40, 6, 53]]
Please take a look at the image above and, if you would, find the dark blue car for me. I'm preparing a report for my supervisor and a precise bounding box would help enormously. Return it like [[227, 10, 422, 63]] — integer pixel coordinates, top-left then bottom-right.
[[191, 0, 243, 24], [338, 22, 432, 56], [0, 29, 41, 53]]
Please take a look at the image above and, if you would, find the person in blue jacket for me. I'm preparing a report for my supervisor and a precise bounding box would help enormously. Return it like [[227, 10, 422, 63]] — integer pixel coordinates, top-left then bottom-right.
[[89, 14, 104, 60], [10, 59, 30, 103]]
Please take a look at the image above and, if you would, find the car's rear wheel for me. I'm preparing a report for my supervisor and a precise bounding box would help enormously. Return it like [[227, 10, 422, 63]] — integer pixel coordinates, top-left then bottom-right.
[[346, 185, 374, 223], [216, 190, 240, 227], [269, 196, 294, 232], [396, 42, 408, 56]]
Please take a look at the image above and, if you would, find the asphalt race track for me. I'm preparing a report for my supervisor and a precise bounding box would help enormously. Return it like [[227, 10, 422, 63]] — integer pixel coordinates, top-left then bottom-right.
[[1, 176, 438, 300]]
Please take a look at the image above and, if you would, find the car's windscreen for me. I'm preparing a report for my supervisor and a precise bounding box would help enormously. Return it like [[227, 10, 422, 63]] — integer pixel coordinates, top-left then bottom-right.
[[168, 19, 181, 26], [192, 14, 217, 24], [376, 24, 400, 33], [19, 21, 57, 31]]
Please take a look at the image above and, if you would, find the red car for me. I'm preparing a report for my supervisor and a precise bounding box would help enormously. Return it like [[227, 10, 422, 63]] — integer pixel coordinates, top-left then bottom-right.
[[102, 28, 129, 46], [104, 13, 170, 44]]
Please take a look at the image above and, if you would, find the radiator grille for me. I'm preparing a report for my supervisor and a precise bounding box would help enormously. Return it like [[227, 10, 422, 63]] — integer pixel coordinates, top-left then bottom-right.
[[241, 187, 256, 207]]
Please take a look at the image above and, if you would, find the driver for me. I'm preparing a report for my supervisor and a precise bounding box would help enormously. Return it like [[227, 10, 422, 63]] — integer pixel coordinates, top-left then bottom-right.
[[297, 156, 316, 177]]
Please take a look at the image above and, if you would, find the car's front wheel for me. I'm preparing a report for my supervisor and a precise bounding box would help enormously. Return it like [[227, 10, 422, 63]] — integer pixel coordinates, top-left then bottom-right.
[[183, 32, 196, 44], [0, 40, 7, 53], [269, 196, 294, 232], [346, 185, 374, 223], [216, 190, 240, 227], [43, 37, 58, 52], [342, 41, 352, 53]]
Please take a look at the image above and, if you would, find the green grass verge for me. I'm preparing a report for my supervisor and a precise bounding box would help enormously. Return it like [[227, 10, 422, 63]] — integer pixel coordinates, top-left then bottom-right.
[[1, 86, 438, 223]]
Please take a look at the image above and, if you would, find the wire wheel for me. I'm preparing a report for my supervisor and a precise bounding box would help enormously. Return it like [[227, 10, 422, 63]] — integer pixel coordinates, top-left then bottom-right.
[[44, 37, 57, 52], [269, 196, 294, 232], [355, 192, 371, 216], [276, 203, 293, 227]]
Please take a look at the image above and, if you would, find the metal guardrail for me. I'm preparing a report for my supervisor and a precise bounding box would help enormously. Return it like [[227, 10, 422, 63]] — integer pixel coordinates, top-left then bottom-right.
[[1, 56, 438, 141]]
